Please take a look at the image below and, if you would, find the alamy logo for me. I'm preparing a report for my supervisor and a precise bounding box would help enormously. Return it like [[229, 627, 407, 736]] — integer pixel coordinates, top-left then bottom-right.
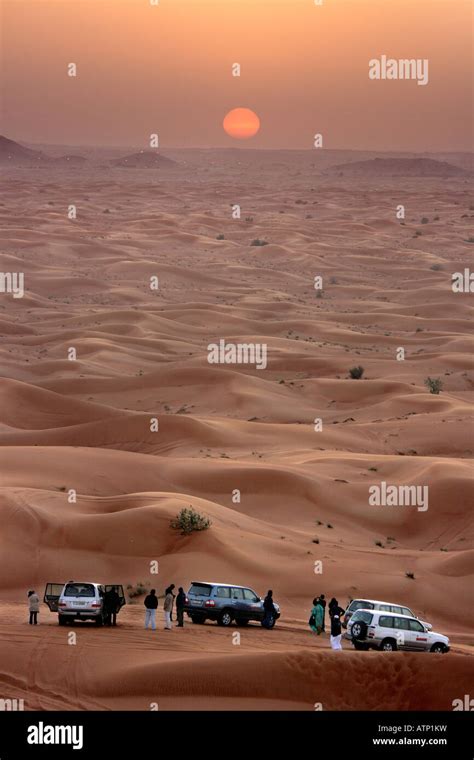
[[369, 56, 429, 86], [0, 272, 24, 298], [0, 698, 24, 710], [452, 269, 473, 293], [369, 481, 429, 512], [452, 695, 474, 711], [27, 722, 83, 750], [207, 339, 267, 370]]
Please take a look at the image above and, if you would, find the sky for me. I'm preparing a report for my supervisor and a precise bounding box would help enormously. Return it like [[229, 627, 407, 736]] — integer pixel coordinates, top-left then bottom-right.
[[1, 0, 472, 151]]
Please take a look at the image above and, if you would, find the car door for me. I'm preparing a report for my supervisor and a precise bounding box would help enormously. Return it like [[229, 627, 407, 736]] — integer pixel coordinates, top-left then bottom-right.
[[243, 588, 261, 620], [43, 583, 65, 612], [377, 615, 396, 644], [392, 615, 411, 649], [407, 618, 429, 650], [231, 587, 245, 617], [105, 585, 126, 611]]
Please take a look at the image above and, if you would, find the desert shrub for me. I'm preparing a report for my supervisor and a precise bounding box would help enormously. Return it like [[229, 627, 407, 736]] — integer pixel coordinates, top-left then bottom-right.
[[349, 365, 364, 380], [421, 217, 429, 224], [312, 538, 320, 544], [216, 233, 225, 240], [466, 236, 474, 243], [250, 239, 268, 246], [405, 571, 415, 580], [127, 582, 148, 598], [170, 507, 211, 535], [430, 263, 442, 271], [245, 216, 254, 222], [375, 540, 384, 547], [424, 377, 443, 394]]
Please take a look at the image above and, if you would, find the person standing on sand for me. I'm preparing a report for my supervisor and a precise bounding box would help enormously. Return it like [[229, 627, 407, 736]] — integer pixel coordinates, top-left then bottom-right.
[[144, 589, 158, 631], [103, 586, 120, 627], [176, 587, 186, 627], [165, 584, 176, 622], [163, 586, 174, 630], [329, 597, 345, 620], [330, 612, 343, 650], [262, 590, 277, 629], [309, 597, 324, 635], [28, 590, 40, 625], [319, 594, 327, 632]]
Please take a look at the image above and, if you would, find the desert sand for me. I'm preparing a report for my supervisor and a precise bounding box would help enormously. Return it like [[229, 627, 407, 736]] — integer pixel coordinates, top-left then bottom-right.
[[0, 140, 473, 710]]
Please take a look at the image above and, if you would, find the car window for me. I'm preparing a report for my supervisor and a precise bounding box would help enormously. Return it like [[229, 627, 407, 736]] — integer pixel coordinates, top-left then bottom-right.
[[408, 619, 424, 632], [189, 584, 212, 597], [243, 589, 259, 602], [351, 600, 374, 612], [232, 588, 244, 600], [379, 615, 394, 628], [64, 583, 95, 598], [401, 607, 413, 617], [378, 604, 392, 612], [390, 606, 403, 614], [352, 611, 373, 624], [393, 616, 410, 630], [216, 587, 231, 599]]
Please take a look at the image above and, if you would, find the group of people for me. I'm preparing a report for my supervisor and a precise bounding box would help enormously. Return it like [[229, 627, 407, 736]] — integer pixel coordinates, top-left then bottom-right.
[[309, 595, 345, 650], [144, 585, 186, 631]]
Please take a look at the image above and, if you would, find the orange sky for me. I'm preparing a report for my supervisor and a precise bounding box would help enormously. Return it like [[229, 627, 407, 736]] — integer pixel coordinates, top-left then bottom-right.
[[1, 0, 472, 151]]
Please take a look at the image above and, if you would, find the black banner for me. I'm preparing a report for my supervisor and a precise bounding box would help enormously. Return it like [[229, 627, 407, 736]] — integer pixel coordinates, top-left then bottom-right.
[[0, 711, 472, 758]]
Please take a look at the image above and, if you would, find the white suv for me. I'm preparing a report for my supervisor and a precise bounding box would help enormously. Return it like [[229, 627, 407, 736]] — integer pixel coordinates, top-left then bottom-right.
[[343, 598, 432, 630], [44, 581, 125, 626], [347, 609, 449, 653]]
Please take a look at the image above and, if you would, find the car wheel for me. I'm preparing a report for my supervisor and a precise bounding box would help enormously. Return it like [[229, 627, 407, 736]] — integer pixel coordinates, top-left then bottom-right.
[[430, 643, 445, 653], [261, 615, 276, 629], [353, 641, 369, 651], [58, 615, 66, 626], [380, 638, 397, 651], [218, 610, 233, 627], [236, 619, 249, 626], [351, 621, 368, 641], [190, 615, 205, 624]]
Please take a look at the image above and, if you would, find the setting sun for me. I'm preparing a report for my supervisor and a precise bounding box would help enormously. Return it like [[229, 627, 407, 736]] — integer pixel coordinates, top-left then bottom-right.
[[223, 108, 261, 139]]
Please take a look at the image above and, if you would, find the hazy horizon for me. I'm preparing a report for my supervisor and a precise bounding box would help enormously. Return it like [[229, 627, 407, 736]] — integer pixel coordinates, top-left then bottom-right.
[[2, 0, 472, 152]]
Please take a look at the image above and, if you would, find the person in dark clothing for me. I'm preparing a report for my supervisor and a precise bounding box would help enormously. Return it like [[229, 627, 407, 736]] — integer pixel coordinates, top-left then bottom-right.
[[330, 611, 343, 650], [328, 597, 345, 620], [175, 587, 186, 627], [262, 590, 276, 629], [103, 586, 120, 626], [144, 589, 158, 630], [318, 594, 327, 632]]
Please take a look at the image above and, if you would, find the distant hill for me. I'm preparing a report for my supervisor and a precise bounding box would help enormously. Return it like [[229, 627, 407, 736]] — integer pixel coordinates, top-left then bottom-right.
[[0, 135, 46, 163], [110, 150, 176, 168], [0, 136, 88, 166], [329, 157, 468, 178]]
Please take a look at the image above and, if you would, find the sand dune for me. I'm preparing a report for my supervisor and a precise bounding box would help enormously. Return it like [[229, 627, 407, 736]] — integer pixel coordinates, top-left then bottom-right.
[[0, 147, 472, 710]]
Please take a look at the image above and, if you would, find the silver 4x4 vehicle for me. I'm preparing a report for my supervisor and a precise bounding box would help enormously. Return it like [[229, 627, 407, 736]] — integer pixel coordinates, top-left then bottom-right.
[[44, 581, 125, 626], [348, 609, 449, 653], [184, 581, 281, 627], [343, 598, 432, 630]]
